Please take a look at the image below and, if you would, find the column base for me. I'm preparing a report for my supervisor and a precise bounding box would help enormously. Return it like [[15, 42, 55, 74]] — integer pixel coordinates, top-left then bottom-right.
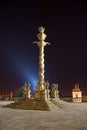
[[35, 89, 50, 101]]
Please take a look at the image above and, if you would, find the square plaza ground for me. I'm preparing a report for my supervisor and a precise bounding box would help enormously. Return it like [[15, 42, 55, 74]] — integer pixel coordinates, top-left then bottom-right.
[[0, 101, 87, 130]]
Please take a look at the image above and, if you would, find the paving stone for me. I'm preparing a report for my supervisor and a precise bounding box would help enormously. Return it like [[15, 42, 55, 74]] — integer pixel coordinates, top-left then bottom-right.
[[0, 101, 87, 130]]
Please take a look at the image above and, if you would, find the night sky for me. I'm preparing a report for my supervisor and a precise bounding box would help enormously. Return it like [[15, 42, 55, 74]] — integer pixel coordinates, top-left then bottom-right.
[[0, 1, 87, 96]]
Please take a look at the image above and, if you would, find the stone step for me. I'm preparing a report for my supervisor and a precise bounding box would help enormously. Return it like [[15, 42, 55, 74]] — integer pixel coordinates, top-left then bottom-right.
[[46, 100, 59, 110], [50, 99, 69, 108], [3, 99, 50, 111]]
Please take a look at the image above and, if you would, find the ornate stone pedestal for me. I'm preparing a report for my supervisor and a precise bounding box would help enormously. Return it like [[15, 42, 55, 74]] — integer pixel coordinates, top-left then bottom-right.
[[36, 90, 46, 100], [35, 89, 50, 101], [35, 81, 50, 101]]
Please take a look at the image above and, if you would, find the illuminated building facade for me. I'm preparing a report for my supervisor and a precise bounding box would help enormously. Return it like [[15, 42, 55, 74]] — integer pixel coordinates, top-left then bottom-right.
[[72, 84, 82, 102]]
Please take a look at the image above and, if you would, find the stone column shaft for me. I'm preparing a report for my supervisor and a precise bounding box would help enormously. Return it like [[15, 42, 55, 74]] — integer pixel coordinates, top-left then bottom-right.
[[34, 26, 50, 99]]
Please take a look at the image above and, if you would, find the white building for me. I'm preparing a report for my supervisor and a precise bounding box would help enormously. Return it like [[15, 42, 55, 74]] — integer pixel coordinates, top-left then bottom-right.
[[72, 84, 82, 103]]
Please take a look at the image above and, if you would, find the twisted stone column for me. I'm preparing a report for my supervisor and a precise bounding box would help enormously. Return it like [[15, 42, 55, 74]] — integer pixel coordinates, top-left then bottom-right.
[[38, 42, 46, 89], [34, 26, 50, 90], [34, 26, 50, 99]]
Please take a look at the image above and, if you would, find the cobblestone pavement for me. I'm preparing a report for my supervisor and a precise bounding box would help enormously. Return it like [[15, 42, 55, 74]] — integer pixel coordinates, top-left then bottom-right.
[[0, 101, 87, 130]]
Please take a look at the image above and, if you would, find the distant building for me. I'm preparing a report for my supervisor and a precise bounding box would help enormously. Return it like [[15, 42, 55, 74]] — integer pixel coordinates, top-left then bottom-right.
[[72, 84, 82, 103], [0, 91, 13, 100]]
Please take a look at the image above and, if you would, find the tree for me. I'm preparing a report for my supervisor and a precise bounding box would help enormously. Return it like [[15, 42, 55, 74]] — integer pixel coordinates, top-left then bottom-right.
[[15, 87, 23, 97]]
